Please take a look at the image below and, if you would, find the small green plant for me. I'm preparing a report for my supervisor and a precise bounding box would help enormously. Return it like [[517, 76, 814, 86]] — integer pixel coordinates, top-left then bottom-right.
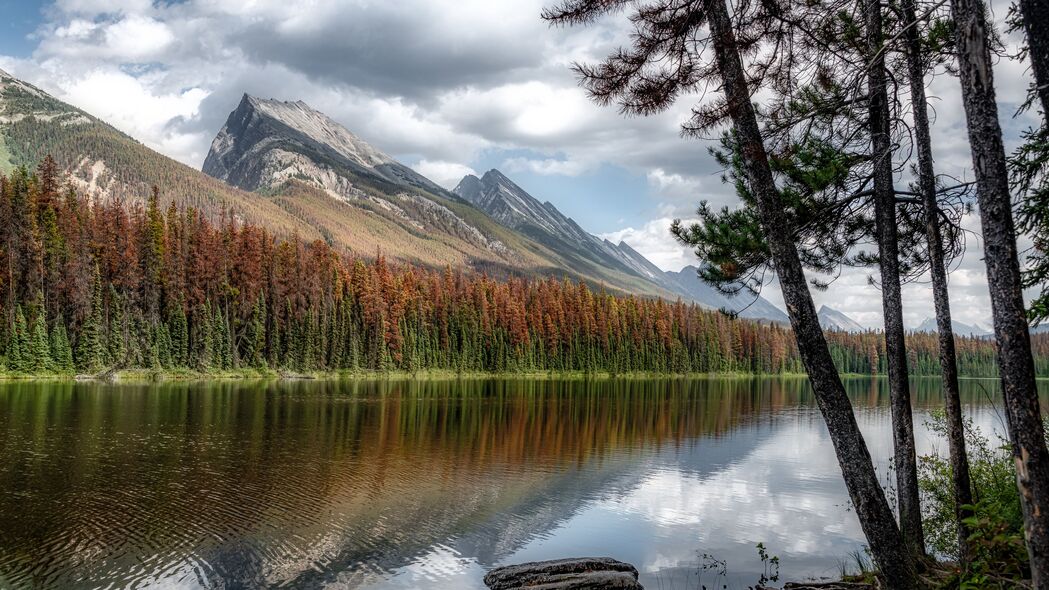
[[755, 542, 780, 586]]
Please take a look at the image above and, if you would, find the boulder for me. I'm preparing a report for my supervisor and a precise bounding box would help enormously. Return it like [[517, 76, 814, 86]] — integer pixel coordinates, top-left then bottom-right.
[[484, 557, 642, 590]]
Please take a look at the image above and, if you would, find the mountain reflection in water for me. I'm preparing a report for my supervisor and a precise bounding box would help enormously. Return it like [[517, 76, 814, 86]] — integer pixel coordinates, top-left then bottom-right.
[[0, 377, 1035, 589]]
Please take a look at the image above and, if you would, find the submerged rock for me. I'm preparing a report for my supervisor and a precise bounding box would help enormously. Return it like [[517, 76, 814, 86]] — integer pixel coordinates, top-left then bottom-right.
[[483, 557, 642, 589]]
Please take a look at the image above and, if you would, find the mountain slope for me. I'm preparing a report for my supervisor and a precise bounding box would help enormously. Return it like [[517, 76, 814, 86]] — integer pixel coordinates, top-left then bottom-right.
[[452, 169, 679, 292], [455, 169, 788, 321], [203, 96, 679, 294], [0, 70, 324, 240], [817, 306, 865, 332], [667, 266, 790, 322]]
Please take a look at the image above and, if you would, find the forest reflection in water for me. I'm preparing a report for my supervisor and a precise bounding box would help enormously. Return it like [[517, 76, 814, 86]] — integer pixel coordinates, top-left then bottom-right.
[[0, 376, 1034, 589]]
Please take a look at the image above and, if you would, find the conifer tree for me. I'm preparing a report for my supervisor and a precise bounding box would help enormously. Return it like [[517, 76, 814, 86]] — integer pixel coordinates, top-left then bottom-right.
[[76, 266, 105, 373], [29, 307, 52, 373], [246, 296, 267, 369], [169, 303, 188, 367], [49, 320, 74, 372], [950, 0, 1049, 578], [8, 306, 28, 373]]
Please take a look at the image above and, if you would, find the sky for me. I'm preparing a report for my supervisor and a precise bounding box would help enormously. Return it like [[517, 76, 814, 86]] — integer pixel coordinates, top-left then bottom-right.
[[0, 0, 1041, 330]]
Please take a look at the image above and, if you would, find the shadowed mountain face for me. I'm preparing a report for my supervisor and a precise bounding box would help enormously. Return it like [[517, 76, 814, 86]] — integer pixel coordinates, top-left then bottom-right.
[[455, 170, 789, 322]]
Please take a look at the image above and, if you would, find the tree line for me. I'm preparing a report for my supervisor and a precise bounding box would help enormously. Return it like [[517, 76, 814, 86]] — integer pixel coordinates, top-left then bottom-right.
[[3, 158, 1043, 379]]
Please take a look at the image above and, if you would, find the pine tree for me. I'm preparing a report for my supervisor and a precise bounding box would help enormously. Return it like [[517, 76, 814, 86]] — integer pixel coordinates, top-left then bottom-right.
[[76, 266, 105, 372], [107, 287, 126, 367], [169, 303, 188, 368], [246, 296, 267, 369], [8, 307, 28, 373], [195, 304, 214, 371], [49, 321, 74, 372], [29, 308, 52, 373]]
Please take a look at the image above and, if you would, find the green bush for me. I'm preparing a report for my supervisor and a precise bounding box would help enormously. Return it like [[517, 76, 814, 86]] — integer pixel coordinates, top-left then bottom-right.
[[918, 410, 1031, 587]]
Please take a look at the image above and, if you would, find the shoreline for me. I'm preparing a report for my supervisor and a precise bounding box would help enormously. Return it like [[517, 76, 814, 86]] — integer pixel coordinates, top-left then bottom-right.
[[0, 368, 1026, 383]]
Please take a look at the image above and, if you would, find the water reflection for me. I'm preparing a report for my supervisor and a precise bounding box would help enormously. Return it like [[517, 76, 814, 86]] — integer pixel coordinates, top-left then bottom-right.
[[0, 377, 1037, 589]]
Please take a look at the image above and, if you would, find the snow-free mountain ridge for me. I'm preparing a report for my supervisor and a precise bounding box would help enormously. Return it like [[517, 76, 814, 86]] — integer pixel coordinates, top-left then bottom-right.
[[817, 306, 865, 332], [454, 169, 788, 322], [915, 317, 991, 338]]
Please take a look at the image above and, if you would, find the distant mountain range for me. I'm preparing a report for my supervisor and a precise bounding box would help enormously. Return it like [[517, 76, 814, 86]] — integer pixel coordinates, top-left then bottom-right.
[[814, 304, 1003, 338], [818, 306, 866, 332], [0, 69, 789, 322], [915, 317, 991, 338], [453, 169, 788, 322]]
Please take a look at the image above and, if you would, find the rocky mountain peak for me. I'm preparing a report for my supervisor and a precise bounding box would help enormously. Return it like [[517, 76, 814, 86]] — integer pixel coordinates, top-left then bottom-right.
[[453, 174, 485, 204], [203, 93, 451, 198], [817, 306, 865, 332]]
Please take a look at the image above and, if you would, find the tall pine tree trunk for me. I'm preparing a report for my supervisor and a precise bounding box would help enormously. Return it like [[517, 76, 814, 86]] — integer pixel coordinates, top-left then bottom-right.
[[950, 0, 1049, 583], [1018, 0, 1049, 118], [902, 0, 974, 562], [864, 0, 924, 555], [701, 0, 917, 585]]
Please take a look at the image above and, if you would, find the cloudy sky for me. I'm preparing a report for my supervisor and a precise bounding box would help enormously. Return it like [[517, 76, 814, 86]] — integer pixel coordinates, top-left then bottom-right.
[[0, 0, 1040, 330]]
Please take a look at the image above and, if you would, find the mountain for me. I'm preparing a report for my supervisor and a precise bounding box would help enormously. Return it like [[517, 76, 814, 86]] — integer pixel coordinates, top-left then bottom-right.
[[915, 317, 991, 338], [204, 95, 446, 196], [0, 71, 788, 322], [452, 169, 682, 294], [454, 169, 788, 322], [664, 266, 790, 322], [202, 96, 680, 296], [0, 70, 324, 240], [817, 306, 865, 332]]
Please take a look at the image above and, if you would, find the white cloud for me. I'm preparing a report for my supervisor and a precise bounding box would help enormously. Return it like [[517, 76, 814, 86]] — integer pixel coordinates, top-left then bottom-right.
[[502, 156, 591, 176], [103, 16, 174, 59], [57, 68, 210, 165], [601, 216, 696, 273], [412, 160, 477, 189]]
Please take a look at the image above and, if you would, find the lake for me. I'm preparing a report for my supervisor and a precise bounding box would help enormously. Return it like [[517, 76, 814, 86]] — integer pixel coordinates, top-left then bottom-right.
[[0, 376, 1034, 589]]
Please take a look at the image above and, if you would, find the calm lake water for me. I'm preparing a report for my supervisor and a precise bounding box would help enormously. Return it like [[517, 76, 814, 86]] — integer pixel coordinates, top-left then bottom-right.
[[0, 376, 1039, 589]]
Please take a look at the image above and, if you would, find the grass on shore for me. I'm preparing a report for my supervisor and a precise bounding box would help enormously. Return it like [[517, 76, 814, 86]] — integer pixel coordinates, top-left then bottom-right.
[[0, 367, 824, 383]]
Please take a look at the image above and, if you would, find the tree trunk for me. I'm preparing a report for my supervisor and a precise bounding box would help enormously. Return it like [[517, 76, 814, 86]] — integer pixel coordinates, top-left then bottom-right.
[[701, 0, 917, 586], [1018, 0, 1049, 118], [950, 0, 1049, 584], [864, 0, 924, 556], [901, 0, 974, 563]]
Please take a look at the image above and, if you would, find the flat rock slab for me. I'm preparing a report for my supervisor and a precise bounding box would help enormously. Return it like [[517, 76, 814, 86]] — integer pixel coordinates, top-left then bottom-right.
[[484, 557, 642, 590]]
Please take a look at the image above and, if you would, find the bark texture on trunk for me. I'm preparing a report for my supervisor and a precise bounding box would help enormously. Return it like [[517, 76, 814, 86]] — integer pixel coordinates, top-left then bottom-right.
[[701, 0, 917, 586], [1019, 0, 1049, 118], [901, 0, 974, 563], [864, 0, 924, 556], [951, 0, 1049, 584]]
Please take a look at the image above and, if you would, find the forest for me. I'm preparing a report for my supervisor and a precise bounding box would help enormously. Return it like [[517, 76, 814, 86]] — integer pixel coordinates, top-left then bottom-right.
[[2, 158, 1041, 378]]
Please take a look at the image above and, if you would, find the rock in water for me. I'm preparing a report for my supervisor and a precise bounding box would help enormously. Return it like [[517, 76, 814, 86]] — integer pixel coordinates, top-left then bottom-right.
[[483, 557, 642, 589]]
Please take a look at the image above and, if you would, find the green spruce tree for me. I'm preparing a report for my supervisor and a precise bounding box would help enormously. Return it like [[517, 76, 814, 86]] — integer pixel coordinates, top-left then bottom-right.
[[29, 308, 52, 373], [50, 321, 74, 372]]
